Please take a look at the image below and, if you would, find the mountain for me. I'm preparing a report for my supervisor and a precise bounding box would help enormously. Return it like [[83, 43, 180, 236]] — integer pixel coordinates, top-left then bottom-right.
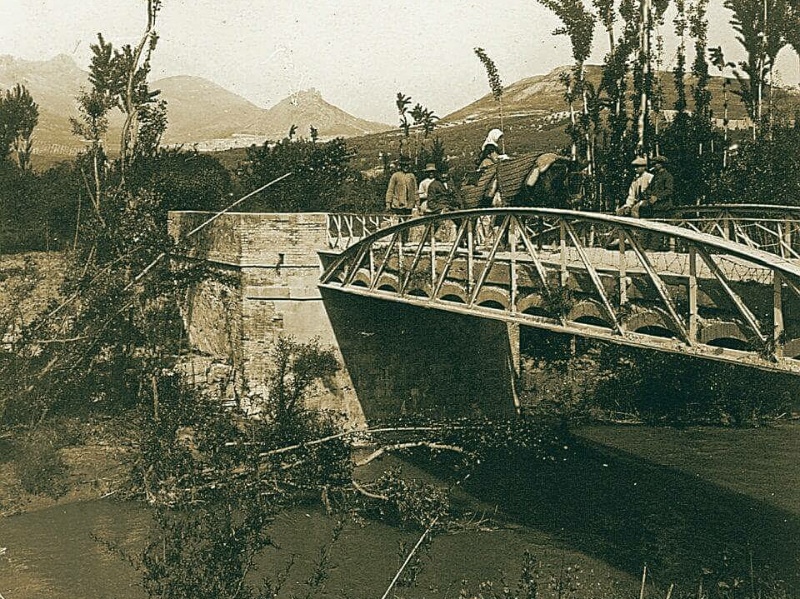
[[243, 88, 390, 139], [0, 54, 390, 156], [154, 76, 268, 144]]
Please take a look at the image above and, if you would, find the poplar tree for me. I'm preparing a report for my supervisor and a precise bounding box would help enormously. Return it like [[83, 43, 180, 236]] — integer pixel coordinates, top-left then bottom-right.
[[474, 47, 505, 151], [537, 0, 596, 165], [725, 0, 792, 138], [0, 84, 39, 171]]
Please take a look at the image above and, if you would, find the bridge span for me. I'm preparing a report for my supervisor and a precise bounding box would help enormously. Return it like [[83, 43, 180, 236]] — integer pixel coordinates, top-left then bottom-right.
[[169, 206, 800, 423], [321, 208, 800, 375]]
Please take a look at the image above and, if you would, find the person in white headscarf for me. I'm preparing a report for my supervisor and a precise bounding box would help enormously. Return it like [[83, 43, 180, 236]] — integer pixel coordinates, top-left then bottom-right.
[[477, 128, 509, 170]]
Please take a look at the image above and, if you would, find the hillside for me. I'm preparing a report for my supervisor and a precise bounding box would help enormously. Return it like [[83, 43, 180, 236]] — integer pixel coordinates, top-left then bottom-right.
[[154, 76, 268, 144], [444, 64, 800, 124], [0, 55, 390, 156]]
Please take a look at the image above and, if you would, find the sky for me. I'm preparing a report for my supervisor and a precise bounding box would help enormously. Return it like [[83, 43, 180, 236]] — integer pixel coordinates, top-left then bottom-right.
[[2, 0, 799, 124]]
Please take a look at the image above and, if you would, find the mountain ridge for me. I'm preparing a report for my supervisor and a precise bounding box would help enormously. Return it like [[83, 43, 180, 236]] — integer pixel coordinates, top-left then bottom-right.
[[443, 63, 799, 124], [0, 54, 391, 154]]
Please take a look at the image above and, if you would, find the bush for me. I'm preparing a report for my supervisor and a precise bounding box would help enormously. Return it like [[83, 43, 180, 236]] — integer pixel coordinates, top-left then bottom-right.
[[709, 125, 800, 205]]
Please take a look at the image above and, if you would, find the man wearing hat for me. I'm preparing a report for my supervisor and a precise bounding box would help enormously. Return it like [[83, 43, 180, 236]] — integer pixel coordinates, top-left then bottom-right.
[[616, 156, 654, 216], [385, 155, 419, 216], [418, 163, 437, 214], [633, 155, 673, 218]]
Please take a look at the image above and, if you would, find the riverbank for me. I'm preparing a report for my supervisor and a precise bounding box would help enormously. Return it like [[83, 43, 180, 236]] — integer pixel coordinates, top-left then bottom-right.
[[0, 415, 136, 518]]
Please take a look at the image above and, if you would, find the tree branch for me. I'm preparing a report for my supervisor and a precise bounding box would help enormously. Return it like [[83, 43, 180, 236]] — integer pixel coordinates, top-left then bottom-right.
[[355, 442, 467, 467]]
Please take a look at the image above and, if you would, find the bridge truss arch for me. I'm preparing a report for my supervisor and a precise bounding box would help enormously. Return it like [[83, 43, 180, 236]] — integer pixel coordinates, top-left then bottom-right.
[[320, 208, 800, 374]]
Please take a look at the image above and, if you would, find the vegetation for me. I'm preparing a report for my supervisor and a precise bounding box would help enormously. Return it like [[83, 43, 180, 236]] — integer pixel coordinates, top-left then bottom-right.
[[474, 47, 506, 144]]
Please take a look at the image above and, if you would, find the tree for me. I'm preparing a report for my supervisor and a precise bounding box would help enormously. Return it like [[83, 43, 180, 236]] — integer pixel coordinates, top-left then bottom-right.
[[240, 136, 353, 212], [0, 0, 186, 425], [395, 92, 412, 155], [709, 46, 736, 156], [0, 84, 39, 170], [724, 0, 793, 139], [128, 148, 233, 212], [537, 0, 595, 162]]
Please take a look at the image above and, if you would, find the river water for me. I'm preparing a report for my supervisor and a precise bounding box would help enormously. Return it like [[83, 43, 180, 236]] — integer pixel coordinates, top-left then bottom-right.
[[1, 425, 798, 598]]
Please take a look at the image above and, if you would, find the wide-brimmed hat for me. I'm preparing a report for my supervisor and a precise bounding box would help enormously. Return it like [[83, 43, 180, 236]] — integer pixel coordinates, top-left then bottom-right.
[[651, 155, 669, 164], [631, 156, 648, 166], [424, 163, 437, 172]]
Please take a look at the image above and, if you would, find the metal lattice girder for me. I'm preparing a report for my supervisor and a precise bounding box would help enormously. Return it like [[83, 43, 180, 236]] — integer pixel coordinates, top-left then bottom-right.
[[320, 208, 800, 375], [660, 204, 800, 259]]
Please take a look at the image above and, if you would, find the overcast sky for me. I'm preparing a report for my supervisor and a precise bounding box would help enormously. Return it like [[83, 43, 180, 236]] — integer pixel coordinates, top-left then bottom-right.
[[2, 0, 799, 124]]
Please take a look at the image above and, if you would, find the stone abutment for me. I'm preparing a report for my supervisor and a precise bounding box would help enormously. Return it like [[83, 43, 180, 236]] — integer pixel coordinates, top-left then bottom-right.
[[168, 211, 519, 424]]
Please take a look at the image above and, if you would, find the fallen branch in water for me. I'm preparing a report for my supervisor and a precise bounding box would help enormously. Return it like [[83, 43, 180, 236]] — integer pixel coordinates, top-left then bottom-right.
[[355, 442, 467, 467], [380, 516, 439, 599], [352, 480, 388, 501]]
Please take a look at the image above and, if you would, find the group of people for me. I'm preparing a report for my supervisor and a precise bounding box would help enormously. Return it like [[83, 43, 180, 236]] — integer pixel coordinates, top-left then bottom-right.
[[615, 154, 674, 218], [384, 157, 459, 216], [386, 126, 674, 220], [385, 128, 511, 217]]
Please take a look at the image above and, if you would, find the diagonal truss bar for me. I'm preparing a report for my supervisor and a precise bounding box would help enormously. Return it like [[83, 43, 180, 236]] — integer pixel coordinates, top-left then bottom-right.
[[367, 230, 401, 290], [622, 228, 691, 344], [432, 218, 468, 299], [694, 245, 767, 344], [516, 216, 554, 293], [564, 221, 623, 334], [399, 221, 435, 295], [731, 220, 759, 249], [753, 221, 800, 259], [342, 241, 370, 287], [469, 214, 511, 307]]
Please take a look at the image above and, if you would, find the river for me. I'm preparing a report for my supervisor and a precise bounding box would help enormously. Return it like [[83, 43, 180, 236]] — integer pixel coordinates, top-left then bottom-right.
[[1, 424, 798, 598]]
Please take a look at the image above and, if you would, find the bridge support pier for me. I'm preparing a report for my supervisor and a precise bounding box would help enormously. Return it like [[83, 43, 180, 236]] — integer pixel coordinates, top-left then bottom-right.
[[168, 211, 365, 424], [320, 289, 519, 420]]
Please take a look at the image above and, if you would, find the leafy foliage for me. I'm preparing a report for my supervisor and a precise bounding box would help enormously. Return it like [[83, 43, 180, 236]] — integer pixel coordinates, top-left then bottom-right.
[[537, 0, 595, 65], [133, 379, 341, 598], [239, 136, 354, 212], [474, 47, 504, 102], [710, 124, 800, 204], [128, 148, 233, 211]]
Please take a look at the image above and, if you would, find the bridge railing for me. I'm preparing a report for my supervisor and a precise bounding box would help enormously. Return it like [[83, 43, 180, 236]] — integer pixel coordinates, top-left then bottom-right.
[[320, 208, 800, 375], [328, 205, 800, 259], [326, 213, 414, 250], [658, 204, 800, 259]]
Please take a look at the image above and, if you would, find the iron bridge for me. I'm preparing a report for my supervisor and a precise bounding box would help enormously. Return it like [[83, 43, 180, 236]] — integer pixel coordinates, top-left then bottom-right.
[[320, 207, 800, 375]]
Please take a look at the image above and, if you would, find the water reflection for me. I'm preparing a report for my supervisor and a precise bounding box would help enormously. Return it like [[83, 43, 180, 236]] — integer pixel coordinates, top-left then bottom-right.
[[467, 429, 800, 594]]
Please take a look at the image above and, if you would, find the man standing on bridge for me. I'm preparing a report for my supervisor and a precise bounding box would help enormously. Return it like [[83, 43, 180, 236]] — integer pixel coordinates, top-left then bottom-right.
[[385, 155, 419, 216], [633, 155, 674, 218]]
